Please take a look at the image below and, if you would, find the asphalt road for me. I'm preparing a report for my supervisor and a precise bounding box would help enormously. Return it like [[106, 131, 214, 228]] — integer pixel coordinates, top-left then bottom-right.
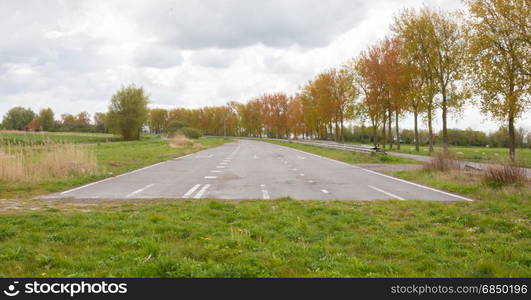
[[44, 140, 472, 201]]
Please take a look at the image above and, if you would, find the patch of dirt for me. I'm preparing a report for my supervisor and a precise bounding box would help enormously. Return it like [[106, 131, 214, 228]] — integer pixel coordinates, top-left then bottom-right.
[[355, 163, 422, 173]]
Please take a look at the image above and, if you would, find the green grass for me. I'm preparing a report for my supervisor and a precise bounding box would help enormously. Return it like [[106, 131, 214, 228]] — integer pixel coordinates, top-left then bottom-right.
[[0, 198, 529, 277], [265, 140, 419, 164], [0, 131, 122, 145], [377, 143, 531, 168], [391, 168, 530, 203], [0, 136, 232, 198]]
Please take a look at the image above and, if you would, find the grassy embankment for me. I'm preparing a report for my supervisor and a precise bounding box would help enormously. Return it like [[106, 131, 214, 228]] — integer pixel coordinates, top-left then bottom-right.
[[266, 140, 420, 164], [0, 131, 231, 198], [0, 198, 529, 277], [346, 141, 531, 168]]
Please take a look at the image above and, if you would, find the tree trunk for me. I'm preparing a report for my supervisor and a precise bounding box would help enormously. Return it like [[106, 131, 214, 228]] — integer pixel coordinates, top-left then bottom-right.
[[427, 107, 434, 153], [441, 87, 449, 154], [395, 110, 400, 150], [335, 121, 339, 142], [381, 112, 387, 150], [371, 119, 378, 148], [388, 108, 393, 150], [508, 114, 516, 162], [414, 110, 420, 152]]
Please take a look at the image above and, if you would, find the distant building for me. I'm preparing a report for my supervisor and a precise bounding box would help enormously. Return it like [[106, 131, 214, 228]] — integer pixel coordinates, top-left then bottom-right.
[[24, 119, 42, 132]]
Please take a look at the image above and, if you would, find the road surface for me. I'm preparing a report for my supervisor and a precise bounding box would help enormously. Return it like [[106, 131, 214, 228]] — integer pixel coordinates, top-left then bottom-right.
[[43, 140, 472, 201]]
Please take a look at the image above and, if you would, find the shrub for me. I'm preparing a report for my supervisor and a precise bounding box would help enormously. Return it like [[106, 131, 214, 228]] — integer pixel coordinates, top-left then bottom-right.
[[482, 163, 527, 187], [178, 127, 202, 139], [424, 151, 461, 172]]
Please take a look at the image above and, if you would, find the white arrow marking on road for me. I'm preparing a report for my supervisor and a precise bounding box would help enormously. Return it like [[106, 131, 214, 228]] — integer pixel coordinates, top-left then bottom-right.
[[194, 184, 211, 199], [126, 184, 154, 198], [367, 185, 405, 200], [183, 184, 201, 198]]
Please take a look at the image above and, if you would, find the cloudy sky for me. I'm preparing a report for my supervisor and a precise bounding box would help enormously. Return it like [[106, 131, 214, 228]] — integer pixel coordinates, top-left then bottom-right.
[[1, 0, 528, 132]]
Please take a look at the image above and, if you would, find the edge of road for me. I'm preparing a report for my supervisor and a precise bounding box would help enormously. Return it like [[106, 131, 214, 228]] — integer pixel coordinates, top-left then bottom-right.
[[41, 141, 238, 198], [254, 139, 474, 202]]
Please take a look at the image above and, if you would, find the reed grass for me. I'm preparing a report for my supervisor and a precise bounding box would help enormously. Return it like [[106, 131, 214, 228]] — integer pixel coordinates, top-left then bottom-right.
[[0, 140, 96, 182]]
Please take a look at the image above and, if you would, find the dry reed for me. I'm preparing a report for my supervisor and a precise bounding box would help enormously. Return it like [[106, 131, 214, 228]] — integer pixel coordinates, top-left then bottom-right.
[[0, 140, 96, 182]]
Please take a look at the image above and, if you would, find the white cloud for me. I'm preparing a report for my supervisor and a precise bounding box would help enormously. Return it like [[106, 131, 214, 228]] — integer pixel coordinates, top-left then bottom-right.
[[0, 0, 529, 132]]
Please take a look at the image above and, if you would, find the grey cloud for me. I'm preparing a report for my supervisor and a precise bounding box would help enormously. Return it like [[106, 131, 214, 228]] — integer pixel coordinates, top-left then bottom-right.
[[135, 45, 184, 69], [189, 49, 239, 68], [127, 0, 370, 49]]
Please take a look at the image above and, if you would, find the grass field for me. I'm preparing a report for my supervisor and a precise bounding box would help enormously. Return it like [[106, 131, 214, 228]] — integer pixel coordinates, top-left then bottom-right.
[[0, 130, 121, 145], [0, 198, 529, 277], [347, 141, 531, 168], [266, 140, 419, 165], [0, 131, 231, 198]]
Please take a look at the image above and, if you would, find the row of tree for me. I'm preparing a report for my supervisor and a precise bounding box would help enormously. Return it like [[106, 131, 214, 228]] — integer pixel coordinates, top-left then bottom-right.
[[0, 106, 108, 133], [144, 1, 529, 160], [343, 125, 530, 148], [1, 1, 528, 160]]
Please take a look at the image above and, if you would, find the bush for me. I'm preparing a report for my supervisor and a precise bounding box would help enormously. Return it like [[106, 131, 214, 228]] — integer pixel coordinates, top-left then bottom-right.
[[178, 127, 202, 139], [424, 151, 461, 172], [482, 163, 527, 187]]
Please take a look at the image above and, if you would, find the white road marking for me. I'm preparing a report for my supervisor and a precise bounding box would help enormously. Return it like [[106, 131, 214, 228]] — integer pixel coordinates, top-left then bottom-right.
[[220, 162, 228, 165], [211, 170, 223, 173], [260, 184, 270, 200], [307, 180, 315, 184], [291, 168, 298, 171], [216, 166, 226, 168], [60, 150, 204, 195], [195, 154, 213, 158], [367, 185, 405, 200], [204, 176, 217, 179], [183, 184, 201, 198], [296, 155, 306, 160], [253, 154, 259, 159], [320, 189, 329, 194], [299, 173, 305, 176], [194, 184, 211, 199], [126, 184, 154, 198], [284, 145, 474, 201]]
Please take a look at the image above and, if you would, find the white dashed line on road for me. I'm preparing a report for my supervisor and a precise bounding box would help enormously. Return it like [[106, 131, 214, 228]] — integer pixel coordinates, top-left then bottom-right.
[[216, 166, 226, 168], [320, 189, 329, 194], [204, 176, 217, 179], [211, 170, 223, 173], [182, 184, 201, 198], [194, 184, 211, 199], [126, 183, 154, 198], [299, 173, 305, 176], [367, 185, 405, 200]]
